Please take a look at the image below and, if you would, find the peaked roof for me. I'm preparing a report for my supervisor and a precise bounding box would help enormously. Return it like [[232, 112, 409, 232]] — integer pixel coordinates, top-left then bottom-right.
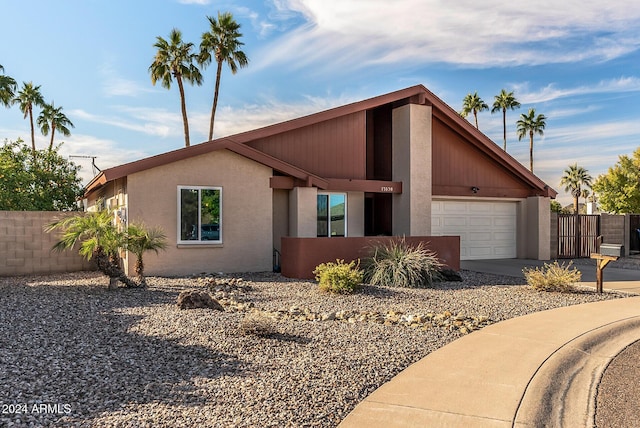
[[85, 84, 556, 198]]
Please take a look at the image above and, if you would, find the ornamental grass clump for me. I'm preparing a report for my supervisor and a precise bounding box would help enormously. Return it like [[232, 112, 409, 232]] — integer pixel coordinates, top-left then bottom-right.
[[239, 312, 276, 337], [523, 261, 582, 292], [363, 238, 444, 288], [313, 259, 363, 294]]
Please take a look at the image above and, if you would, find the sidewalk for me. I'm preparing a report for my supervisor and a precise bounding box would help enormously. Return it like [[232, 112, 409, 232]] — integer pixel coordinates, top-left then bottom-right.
[[339, 259, 640, 427]]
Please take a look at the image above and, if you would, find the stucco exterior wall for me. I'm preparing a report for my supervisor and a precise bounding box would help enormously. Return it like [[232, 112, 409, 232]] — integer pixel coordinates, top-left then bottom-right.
[[126, 149, 273, 276], [524, 196, 551, 260], [392, 103, 432, 236]]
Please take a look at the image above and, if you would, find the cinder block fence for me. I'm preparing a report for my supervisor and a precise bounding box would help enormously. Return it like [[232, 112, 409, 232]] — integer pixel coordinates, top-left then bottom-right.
[[0, 211, 92, 276]]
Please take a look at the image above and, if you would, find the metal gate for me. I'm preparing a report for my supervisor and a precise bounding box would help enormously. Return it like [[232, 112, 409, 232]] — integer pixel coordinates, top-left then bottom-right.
[[558, 214, 600, 258], [631, 214, 640, 254]]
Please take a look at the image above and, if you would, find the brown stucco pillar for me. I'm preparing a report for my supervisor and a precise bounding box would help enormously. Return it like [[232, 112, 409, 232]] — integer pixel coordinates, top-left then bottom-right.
[[391, 103, 432, 236]]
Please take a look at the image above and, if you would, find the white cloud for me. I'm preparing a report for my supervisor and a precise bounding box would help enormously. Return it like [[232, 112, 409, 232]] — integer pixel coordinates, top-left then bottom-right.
[[253, 0, 640, 71], [71, 107, 183, 138], [99, 61, 154, 98], [515, 77, 640, 104]]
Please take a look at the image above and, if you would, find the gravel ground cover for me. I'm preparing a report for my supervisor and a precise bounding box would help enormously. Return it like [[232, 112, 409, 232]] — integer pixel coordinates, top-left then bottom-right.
[[0, 270, 633, 427]]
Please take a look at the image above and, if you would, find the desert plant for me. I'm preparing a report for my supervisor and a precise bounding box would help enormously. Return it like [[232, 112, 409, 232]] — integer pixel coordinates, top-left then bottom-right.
[[313, 259, 363, 294], [523, 261, 582, 292], [126, 223, 168, 287], [239, 312, 276, 337], [363, 238, 444, 288]]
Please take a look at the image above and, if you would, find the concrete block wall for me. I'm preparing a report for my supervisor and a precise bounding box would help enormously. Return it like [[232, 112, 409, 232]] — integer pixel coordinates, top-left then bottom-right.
[[0, 211, 92, 276], [600, 213, 625, 246]]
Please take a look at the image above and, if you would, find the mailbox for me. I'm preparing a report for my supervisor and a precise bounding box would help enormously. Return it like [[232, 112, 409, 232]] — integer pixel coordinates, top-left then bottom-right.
[[600, 244, 624, 258]]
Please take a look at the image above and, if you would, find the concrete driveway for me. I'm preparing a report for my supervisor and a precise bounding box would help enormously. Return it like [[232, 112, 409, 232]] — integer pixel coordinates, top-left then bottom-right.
[[461, 258, 640, 294]]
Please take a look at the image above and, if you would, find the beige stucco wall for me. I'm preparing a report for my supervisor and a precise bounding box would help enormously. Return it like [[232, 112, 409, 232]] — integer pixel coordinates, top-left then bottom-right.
[[288, 187, 317, 237], [347, 191, 365, 237], [392, 103, 432, 236], [521, 196, 551, 260], [126, 149, 273, 276]]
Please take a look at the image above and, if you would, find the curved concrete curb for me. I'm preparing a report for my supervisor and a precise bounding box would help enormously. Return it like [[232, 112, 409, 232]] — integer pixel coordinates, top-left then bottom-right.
[[339, 297, 640, 428], [513, 317, 640, 427]]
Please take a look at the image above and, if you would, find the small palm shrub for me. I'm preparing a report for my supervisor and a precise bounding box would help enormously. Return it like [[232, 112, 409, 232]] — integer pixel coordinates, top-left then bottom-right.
[[239, 312, 276, 337], [313, 259, 363, 294], [362, 238, 444, 288], [523, 261, 582, 292]]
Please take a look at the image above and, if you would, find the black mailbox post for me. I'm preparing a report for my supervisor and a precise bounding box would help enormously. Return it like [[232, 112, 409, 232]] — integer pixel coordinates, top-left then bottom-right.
[[591, 241, 622, 293]]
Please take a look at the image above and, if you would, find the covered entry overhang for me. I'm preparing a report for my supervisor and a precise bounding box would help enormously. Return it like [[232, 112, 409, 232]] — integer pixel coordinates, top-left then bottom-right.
[[270, 176, 402, 194]]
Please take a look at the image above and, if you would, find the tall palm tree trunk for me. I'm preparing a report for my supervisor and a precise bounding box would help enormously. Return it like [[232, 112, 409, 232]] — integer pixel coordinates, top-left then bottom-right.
[[29, 108, 36, 153], [529, 132, 534, 172], [49, 124, 55, 151], [473, 111, 479, 129], [208, 60, 223, 141], [502, 108, 507, 150], [176, 76, 190, 147]]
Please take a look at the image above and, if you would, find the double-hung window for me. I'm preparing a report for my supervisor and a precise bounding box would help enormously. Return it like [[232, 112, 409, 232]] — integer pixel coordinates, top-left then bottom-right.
[[178, 186, 222, 243], [317, 193, 346, 237]]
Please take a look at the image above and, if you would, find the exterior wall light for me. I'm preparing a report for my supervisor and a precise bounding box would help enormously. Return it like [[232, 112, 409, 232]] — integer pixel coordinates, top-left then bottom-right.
[[471, 186, 479, 193]]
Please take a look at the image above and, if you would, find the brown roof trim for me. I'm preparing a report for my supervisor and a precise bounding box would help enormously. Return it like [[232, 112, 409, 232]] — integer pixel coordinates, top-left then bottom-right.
[[84, 84, 556, 198], [84, 139, 328, 196]]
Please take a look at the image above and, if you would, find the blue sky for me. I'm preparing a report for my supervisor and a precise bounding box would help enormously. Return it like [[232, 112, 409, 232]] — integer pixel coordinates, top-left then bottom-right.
[[1, 0, 639, 206]]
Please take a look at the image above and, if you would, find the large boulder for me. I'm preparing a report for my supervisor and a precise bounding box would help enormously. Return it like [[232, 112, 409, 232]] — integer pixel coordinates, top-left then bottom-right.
[[176, 290, 224, 310]]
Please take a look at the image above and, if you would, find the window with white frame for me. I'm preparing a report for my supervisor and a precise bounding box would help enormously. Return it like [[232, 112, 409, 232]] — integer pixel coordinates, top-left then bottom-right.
[[178, 186, 222, 243], [317, 193, 346, 237]]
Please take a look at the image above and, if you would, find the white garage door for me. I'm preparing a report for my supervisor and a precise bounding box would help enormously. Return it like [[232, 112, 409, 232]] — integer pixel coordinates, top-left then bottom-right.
[[431, 200, 517, 260]]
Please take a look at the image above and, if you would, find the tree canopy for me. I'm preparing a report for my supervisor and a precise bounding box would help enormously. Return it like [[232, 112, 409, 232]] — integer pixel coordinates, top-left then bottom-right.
[[592, 147, 640, 214], [0, 139, 83, 211]]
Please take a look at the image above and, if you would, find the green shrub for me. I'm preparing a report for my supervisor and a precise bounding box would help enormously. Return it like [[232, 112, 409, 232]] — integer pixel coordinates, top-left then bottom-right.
[[313, 259, 363, 294], [362, 238, 444, 288], [523, 261, 582, 292]]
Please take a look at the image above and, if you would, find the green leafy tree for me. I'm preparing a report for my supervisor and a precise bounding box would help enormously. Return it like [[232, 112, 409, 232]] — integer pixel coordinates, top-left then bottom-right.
[[550, 200, 563, 213], [461, 91, 488, 129], [491, 89, 520, 151], [126, 223, 168, 287], [149, 28, 203, 147], [14, 82, 45, 153], [560, 163, 592, 213], [37, 101, 74, 150], [0, 139, 83, 210], [516, 108, 546, 173], [0, 64, 17, 108], [199, 11, 249, 141], [592, 147, 640, 214]]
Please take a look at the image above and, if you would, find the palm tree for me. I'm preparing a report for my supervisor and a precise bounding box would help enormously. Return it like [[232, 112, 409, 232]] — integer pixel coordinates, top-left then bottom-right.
[[581, 188, 591, 210], [46, 210, 137, 289], [149, 28, 203, 147], [516, 108, 546, 172], [37, 101, 74, 150], [14, 82, 45, 153], [560, 163, 592, 213], [491, 89, 520, 151], [460, 91, 489, 129], [199, 12, 249, 141], [126, 223, 168, 287], [0, 65, 17, 108]]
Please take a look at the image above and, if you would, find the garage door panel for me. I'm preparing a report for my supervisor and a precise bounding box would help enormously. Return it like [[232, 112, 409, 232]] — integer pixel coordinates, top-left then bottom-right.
[[432, 200, 517, 260]]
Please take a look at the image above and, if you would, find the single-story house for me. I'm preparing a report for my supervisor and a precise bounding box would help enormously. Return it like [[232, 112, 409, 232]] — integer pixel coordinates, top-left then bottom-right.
[[83, 85, 557, 278]]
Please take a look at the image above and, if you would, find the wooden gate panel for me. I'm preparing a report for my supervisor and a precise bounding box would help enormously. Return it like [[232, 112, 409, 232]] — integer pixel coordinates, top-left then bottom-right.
[[558, 214, 600, 258]]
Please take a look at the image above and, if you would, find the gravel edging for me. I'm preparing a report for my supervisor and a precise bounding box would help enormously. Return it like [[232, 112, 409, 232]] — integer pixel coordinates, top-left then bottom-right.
[[0, 270, 633, 427]]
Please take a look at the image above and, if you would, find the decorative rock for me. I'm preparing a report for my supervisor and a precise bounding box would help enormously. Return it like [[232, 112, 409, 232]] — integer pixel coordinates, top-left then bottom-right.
[[176, 290, 224, 310]]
